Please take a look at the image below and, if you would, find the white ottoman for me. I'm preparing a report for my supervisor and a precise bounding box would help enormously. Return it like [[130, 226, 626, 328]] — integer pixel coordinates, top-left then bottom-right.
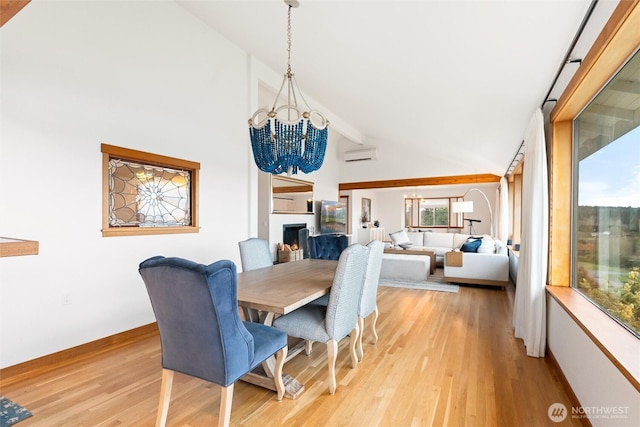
[[380, 254, 430, 282]]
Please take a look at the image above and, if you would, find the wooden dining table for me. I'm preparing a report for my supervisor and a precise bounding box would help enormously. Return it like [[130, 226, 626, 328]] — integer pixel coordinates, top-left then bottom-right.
[[236, 258, 338, 399]]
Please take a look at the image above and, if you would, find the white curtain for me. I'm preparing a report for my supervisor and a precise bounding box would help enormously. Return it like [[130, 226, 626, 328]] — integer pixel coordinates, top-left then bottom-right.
[[499, 177, 509, 243], [513, 108, 549, 358]]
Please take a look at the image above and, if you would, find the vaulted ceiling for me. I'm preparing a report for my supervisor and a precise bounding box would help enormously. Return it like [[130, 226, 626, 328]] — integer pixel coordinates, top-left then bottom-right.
[[176, 0, 622, 185]]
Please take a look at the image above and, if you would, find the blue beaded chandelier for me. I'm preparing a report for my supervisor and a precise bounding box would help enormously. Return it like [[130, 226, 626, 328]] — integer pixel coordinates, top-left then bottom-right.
[[248, 0, 329, 176]]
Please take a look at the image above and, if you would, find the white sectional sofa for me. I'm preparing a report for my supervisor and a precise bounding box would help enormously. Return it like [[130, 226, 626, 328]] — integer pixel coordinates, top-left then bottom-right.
[[387, 230, 510, 288], [401, 230, 470, 266], [443, 245, 510, 288]]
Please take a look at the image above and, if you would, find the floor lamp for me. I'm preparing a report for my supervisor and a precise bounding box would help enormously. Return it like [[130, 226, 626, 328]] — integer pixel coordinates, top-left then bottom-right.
[[451, 188, 494, 236]]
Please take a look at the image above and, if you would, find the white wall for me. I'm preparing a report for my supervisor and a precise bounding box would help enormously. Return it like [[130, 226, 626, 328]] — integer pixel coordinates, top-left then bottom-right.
[[547, 298, 640, 426], [374, 190, 405, 234], [342, 184, 499, 238], [0, 1, 223, 367], [0, 1, 352, 369], [339, 140, 474, 184]]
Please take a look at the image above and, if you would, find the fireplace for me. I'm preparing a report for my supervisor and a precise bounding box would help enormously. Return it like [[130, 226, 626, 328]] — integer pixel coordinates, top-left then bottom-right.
[[283, 223, 309, 259]]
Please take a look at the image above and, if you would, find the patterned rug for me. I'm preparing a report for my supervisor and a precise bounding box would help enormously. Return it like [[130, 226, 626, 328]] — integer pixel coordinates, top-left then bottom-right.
[[1, 396, 32, 427]]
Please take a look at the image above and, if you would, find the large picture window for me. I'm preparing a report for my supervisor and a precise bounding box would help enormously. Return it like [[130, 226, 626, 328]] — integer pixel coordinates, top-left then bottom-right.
[[404, 197, 459, 228], [101, 144, 200, 237], [572, 49, 640, 337]]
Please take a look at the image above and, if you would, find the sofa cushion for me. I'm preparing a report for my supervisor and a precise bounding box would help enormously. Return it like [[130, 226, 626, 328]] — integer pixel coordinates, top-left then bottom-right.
[[495, 241, 508, 256], [460, 238, 482, 252], [422, 232, 454, 248], [389, 230, 412, 246], [477, 237, 496, 254], [406, 232, 424, 246], [452, 233, 471, 249]]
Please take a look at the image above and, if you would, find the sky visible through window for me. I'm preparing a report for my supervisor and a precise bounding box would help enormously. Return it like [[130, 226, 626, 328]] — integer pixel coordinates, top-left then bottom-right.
[[579, 126, 640, 208]]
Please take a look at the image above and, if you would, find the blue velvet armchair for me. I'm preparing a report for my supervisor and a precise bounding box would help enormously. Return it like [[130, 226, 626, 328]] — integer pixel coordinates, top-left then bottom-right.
[[308, 234, 348, 260], [139, 256, 288, 427]]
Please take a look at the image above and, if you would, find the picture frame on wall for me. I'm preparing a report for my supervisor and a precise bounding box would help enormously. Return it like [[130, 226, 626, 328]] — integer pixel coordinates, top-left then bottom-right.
[[361, 198, 371, 223]]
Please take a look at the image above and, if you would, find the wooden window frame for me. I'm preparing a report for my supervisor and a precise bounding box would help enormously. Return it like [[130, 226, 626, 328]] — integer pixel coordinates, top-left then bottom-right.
[[101, 144, 200, 237], [404, 197, 462, 229], [548, 0, 640, 391]]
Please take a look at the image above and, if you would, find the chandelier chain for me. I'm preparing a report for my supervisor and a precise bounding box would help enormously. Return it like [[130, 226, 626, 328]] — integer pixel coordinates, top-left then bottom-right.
[[247, 0, 328, 176], [286, 5, 293, 75]]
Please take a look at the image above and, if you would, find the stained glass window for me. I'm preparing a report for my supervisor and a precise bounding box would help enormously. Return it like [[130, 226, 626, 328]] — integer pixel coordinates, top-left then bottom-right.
[[108, 159, 191, 227], [101, 144, 200, 237]]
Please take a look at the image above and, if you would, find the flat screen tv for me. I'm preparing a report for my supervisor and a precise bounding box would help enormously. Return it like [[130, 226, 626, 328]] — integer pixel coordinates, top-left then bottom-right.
[[320, 200, 347, 234]]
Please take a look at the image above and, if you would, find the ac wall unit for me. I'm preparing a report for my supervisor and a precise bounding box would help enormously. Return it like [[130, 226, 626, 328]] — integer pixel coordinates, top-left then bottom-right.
[[344, 148, 378, 162]]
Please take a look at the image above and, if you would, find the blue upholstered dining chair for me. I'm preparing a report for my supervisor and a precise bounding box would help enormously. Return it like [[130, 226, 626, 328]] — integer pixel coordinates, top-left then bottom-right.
[[308, 234, 348, 260], [238, 237, 273, 271], [272, 244, 369, 394], [138, 256, 288, 427]]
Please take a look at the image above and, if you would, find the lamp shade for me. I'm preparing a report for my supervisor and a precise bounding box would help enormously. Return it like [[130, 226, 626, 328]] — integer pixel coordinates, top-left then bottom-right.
[[452, 200, 474, 213]]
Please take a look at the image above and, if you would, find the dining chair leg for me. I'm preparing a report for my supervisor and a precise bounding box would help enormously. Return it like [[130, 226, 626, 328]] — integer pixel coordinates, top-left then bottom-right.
[[156, 369, 174, 427], [357, 317, 365, 361], [241, 307, 258, 323], [371, 305, 379, 344], [349, 325, 360, 369], [305, 340, 314, 355], [219, 383, 234, 427], [274, 346, 288, 401], [327, 339, 338, 394]]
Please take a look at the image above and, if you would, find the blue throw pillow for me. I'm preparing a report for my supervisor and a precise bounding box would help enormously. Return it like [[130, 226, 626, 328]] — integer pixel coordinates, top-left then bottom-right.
[[460, 238, 482, 253]]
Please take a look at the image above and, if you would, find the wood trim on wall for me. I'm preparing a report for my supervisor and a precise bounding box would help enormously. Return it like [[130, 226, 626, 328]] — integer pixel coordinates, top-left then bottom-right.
[[0, 323, 159, 387], [338, 173, 501, 191], [551, 0, 640, 123], [547, 286, 640, 392], [512, 173, 522, 247], [545, 0, 640, 397], [549, 0, 640, 287], [273, 185, 313, 194], [549, 120, 573, 286], [0, 237, 38, 257], [0, 0, 30, 27]]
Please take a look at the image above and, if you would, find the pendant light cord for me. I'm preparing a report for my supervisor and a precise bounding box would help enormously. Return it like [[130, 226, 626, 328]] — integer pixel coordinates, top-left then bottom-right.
[[287, 5, 293, 76]]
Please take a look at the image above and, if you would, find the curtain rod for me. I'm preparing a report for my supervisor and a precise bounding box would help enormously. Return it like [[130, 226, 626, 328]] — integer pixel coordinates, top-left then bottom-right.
[[504, 141, 525, 178], [540, 0, 599, 109], [505, 0, 600, 178]]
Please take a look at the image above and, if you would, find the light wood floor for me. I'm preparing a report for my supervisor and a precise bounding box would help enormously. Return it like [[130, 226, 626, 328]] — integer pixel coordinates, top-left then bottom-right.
[[1, 280, 582, 426]]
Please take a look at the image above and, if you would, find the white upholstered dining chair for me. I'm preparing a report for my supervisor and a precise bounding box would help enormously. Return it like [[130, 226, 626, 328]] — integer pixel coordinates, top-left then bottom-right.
[[356, 240, 385, 360], [238, 237, 274, 322], [272, 244, 369, 394], [238, 237, 273, 271], [306, 240, 385, 361]]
